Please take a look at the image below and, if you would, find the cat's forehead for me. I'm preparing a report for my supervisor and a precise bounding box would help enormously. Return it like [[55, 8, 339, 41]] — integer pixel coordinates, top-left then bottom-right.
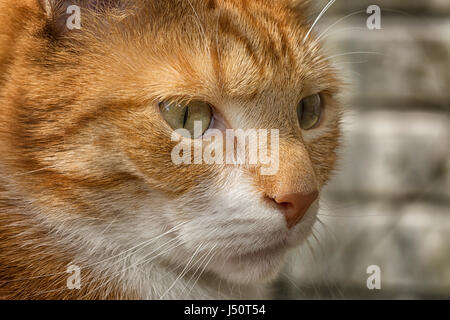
[[56, 0, 338, 106], [123, 0, 337, 102]]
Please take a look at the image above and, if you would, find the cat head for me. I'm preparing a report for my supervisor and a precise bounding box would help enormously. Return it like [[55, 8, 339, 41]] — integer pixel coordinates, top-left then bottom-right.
[[3, 0, 341, 285]]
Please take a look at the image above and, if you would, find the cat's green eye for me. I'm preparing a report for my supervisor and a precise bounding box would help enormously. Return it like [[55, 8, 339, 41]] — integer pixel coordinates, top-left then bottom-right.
[[159, 100, 212, 139], [297, 94, 322, 130]]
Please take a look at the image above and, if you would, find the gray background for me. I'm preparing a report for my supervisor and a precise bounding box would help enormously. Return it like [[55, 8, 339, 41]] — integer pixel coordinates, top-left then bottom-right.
[[276, 0, 450, 299]]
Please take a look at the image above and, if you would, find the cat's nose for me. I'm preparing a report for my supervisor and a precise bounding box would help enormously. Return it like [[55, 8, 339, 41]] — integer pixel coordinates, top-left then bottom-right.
[[274, 191, 318, 228]]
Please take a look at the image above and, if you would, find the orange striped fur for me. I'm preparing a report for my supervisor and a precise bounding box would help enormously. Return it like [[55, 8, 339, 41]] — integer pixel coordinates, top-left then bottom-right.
[[0, 0, 342, 299]]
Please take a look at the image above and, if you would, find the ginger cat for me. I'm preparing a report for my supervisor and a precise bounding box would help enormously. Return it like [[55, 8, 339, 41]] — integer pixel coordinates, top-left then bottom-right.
[[0, 0, 341, 299]]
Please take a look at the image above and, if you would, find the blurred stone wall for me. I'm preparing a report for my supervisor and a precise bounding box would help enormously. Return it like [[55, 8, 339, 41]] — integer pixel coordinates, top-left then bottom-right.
[[277, 0, 450, 299]]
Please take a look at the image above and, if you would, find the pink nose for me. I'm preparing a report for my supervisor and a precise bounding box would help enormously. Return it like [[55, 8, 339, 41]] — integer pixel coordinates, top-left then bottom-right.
[[274, 191, 318, 228]]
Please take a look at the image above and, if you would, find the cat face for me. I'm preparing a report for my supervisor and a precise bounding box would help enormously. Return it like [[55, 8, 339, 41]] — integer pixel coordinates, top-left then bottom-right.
[[3, 0, 341, 286]]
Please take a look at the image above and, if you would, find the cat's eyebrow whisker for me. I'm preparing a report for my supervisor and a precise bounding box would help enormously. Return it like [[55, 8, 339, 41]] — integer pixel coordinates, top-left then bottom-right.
[[303, 0, 337, 44], [186, 0, 210, 53], [326, 51, 385, 60], [333, 60, 369, 65], [215, 10, 225, 92], [315, 9, 365, 43], [317, 27, 366, 43], [186, 13, 209, 50]]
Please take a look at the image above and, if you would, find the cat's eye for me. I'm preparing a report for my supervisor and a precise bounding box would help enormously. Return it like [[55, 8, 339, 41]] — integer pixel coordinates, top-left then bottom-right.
[[159, 100, 212, 139], [297, 94, 322, 130]]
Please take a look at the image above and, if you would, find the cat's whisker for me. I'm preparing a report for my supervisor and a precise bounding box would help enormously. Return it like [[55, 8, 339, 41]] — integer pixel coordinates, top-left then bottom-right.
[[179, 243, 217, 298], [80, 237, 187, 299], [98, 217, 118, 236], [176, 248, 211, 298], [305, 237, 319, 270], [303, 237, 321, 297], [159, 242, 206, 299], [107, 237, 183, 278], [306, 233, 340, 300], [181, 233, 237, 299], [316, 217, 338, 246], [310, 228, 322, 253], [217, 278, 224, 299], [185, 243, 219, 298], [0, 221, 188, 285], [9, 166, 56, 177], [311, 230, 344, 299], [23, 287, 68, 299], [20, 237, 187, 299], [156, 227, 221, 299], [320, 196, 392, 214], [85, 221, 189, 269], [317, 211, 392, 218], [281, 271, 305, 297], [84, 250, 175, 298], [311, 220, 346, 299], [303, 0, 337, 44]]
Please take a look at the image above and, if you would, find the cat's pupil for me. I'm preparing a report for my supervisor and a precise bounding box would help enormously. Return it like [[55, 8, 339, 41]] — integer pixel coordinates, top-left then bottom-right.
[[183, 107, 189, 127], [297, 94, 322, 130], [159, 101, 212, 139]]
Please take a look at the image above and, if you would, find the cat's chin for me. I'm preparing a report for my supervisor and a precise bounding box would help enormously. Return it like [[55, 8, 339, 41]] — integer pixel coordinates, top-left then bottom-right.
[[210, 216, 318, 284], [211, 244, 289, 284]]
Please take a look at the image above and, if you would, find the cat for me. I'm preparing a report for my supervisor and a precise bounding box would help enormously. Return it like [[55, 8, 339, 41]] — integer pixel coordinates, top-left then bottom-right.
[[0, 0, 341, 299]]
